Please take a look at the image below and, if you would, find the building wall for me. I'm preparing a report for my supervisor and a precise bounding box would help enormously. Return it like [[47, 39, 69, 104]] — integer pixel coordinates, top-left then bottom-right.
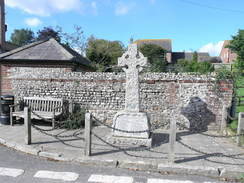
[[3, 67, 233, 132], [0, 65, 73, 95], [220, 41, 237, 63]]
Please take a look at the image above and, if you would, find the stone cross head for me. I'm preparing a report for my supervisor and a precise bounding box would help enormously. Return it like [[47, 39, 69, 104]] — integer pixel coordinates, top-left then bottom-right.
[[118, 44, 147, 73]]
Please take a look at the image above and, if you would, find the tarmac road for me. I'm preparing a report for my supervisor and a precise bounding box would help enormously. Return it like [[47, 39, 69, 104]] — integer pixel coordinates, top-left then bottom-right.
[[0, 144, 235, 183]]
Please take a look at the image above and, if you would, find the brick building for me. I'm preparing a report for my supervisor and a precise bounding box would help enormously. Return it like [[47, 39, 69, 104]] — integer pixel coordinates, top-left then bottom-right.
[[134, 39, 211, 63], [134, 39, 173, 63], [219, 40, 237, 63]]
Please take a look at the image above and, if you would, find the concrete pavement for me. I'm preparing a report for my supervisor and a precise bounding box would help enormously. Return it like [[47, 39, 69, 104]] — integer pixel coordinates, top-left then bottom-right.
[[0, 123, 243, 181]]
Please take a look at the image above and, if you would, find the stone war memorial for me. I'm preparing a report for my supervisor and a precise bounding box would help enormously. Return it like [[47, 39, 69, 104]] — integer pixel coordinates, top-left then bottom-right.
[[109, 44, 152, 147]]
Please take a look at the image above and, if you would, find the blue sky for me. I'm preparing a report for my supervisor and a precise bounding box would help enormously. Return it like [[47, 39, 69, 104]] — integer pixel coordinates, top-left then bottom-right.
[[4, 0, 244, 56]]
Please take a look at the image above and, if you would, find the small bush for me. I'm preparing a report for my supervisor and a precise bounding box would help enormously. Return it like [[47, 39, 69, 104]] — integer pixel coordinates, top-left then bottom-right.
[[62, 106, 86, 129], [228, 120, 238, 131]]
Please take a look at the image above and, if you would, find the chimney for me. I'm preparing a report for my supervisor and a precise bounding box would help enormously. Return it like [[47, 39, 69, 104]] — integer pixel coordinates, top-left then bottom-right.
[[0, 0, 5, 49]]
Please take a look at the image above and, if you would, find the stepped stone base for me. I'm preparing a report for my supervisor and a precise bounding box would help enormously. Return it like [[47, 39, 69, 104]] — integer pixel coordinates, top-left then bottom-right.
[[112, 112, 151, 139], [107, 135, 152, 147], [110, 111, 152, 147]]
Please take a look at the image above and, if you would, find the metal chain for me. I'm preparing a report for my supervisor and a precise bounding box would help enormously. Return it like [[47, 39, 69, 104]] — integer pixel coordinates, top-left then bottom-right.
[[176, 122, 244, 138], [92, 115, 169, 134], [92, 132, 160, 152], [227, 113, 238, 121], [177, 140, 244, 161], [31, 123, 83, 138]]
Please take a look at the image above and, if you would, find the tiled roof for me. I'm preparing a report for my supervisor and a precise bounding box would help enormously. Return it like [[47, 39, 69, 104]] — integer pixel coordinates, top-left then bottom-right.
[[0, 38, 90, 66], [134, 39, 172, 52]]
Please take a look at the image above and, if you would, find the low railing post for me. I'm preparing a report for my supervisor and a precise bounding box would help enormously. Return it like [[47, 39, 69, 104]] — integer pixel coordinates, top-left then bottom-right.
[[220, 105, 228, 135], [237, 112, 244, 146], [10, 106, 13, 126], [168, 118, 176, 163], [69, 99, 74, 114], [84, 113, 92, 156], [24, 107, 31, 145]]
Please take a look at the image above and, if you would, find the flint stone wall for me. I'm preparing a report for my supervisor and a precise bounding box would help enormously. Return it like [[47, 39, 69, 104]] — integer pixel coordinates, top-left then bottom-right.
[[9, 67, 232, 131]]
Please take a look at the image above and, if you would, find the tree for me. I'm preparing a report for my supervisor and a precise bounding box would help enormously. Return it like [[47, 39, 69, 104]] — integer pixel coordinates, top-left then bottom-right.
[[36, 27, 61, 42], [192, 51, 198, 62], [227, 29, 244, 72], [175, 59, 213, 73], [10, 29, 35, 46], [86, 36, 124, 72], [57, 25, 87, 55], [139, 44, 167, 72]]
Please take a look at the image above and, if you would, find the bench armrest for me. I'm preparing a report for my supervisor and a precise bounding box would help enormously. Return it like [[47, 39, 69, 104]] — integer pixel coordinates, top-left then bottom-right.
[[10, 103, 22, 112], [9, 103, 20, 108]]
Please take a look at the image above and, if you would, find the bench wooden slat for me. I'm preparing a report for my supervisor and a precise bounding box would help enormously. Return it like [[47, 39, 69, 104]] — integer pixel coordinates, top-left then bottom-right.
[[11, 97, 64, 125]]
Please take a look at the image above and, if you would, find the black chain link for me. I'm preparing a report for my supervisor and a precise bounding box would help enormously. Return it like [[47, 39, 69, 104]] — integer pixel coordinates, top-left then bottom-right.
[[177, 140, 244, 162], [31, 110, 68, 125], [227, 113, 238, 121], [31, 123, 83, 138], [176, 122, 244, 138], [91, 115, 169, 133]]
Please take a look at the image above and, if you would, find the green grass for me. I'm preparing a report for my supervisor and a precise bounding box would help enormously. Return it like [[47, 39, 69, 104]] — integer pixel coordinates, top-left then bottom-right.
[[229, 120, 238, 131], [229, 76, 244, 132], [237, 88, 244, 96]]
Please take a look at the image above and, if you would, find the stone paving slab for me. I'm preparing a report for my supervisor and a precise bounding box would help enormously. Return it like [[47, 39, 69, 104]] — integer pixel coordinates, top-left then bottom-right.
[[0, 124, 244, 180]]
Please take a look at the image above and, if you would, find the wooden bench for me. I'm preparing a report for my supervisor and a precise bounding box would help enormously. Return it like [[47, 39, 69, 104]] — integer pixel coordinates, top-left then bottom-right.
[[10, 97, 64, 127]]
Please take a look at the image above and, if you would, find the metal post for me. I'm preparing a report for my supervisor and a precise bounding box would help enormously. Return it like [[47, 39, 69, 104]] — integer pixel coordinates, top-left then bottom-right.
[[237, 112, 244, 146], [24, 107, 31, 145], [168, 118, 176, 163], [84, 113, 92, 156]]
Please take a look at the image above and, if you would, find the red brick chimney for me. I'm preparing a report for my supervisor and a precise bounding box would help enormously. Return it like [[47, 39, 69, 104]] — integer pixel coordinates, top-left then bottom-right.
[[0, 0, 5, 50]]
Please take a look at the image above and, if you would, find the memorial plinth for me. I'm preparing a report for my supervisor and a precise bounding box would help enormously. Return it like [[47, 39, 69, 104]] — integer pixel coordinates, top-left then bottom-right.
[[109, 44, 152, 147]]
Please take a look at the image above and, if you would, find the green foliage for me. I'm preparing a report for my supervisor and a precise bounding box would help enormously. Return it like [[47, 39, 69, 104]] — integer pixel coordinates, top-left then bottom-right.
[[215, 67, 233, 81], [37, 27, 61, 42], [239, 173, 244, 182], [229, 120, 238, 131], [57, 25, 86, 55], [227, 29, 244, 62], [63, 107, 86, 129], [86, 36, 124, 72], [192, 51, 198, 62], [139, 44, 167, 72], [10, 28, 35, 46], [175, 59, 214, 73]]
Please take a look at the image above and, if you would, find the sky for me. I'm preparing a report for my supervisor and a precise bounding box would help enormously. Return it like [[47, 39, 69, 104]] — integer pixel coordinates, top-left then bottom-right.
[[4, 0, 244, 56]]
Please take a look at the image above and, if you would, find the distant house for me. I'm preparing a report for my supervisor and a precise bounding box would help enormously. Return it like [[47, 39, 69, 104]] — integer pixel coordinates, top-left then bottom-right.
[[219, 40, 237, 63], [134, 38, 213, 64], [171, 52, 211, 64], [134, 39, 172, 63]]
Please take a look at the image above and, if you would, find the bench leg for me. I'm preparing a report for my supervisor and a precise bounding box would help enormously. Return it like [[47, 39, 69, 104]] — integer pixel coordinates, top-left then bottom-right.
[[10, 110, 13, 126], [52, 118, 55, 129]]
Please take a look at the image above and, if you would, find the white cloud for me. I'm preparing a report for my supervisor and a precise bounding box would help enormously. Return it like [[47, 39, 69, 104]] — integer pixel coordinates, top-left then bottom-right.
[[25, 17, 42, 27], [198, 41, 224, 56], [91, 1, 98, 15], [115, 2, 135, 16], [6, 0, 83, 16]]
